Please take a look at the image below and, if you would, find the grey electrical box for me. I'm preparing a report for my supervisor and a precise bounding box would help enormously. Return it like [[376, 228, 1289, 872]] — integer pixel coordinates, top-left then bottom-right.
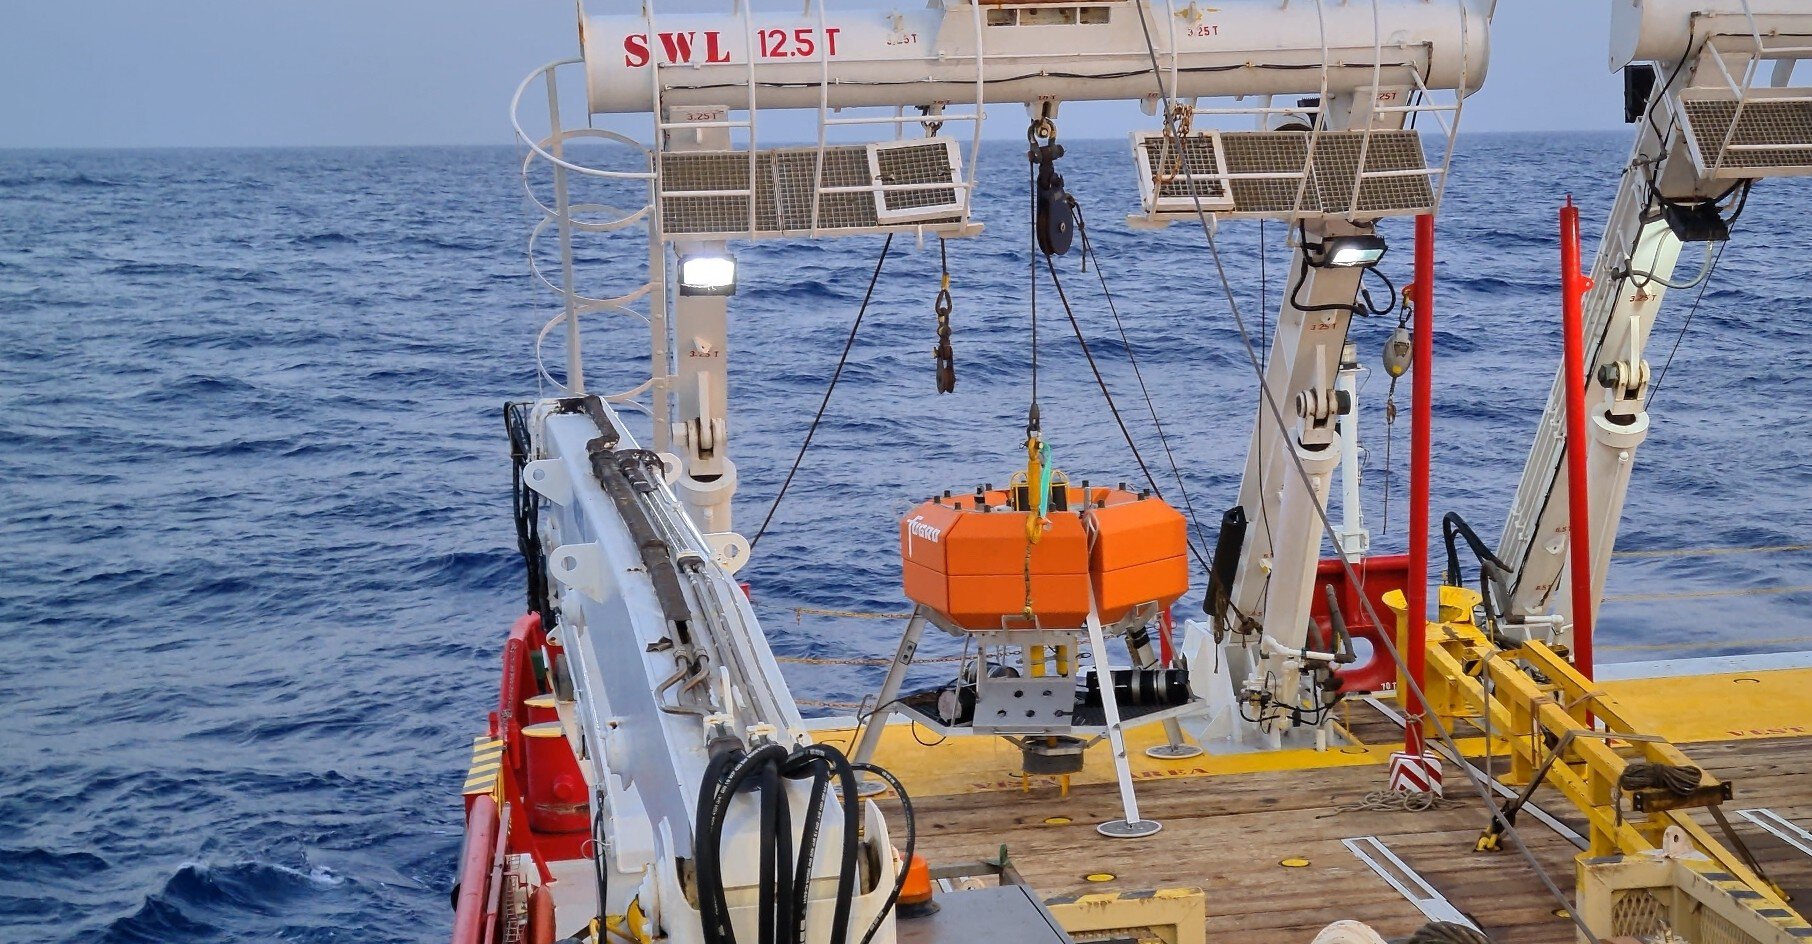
[[895, 883, 1075, 944]]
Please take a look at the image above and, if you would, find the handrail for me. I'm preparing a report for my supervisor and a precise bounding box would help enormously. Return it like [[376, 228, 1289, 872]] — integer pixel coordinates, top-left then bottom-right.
[[809, 0, 831, 234], [450, 795, 501, 944], [1345, 0, 1387, 219], [1285, 0, 1332, 227], [517, 131, 653, 232], [513, 60, 656, 182], [743, 0, 760, 235]]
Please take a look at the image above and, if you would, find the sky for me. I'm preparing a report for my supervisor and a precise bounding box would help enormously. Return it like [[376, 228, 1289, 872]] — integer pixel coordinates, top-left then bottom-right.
[[0, 1, 1620, 149]]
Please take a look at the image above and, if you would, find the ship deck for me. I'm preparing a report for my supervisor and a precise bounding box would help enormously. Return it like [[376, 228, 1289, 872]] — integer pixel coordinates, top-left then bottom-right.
[[816, 659, 1812, 943]]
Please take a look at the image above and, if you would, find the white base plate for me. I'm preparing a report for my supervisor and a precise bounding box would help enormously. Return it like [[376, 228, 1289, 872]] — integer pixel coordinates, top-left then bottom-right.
[[1097, 819, 1163, 839]]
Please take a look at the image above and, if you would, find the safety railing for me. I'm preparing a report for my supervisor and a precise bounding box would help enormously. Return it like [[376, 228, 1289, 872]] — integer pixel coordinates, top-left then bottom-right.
[[639, 0, 986, 240], [512, 58, 668, 424], [1133, 0, 1469, 224], [1666, 24, 1812, 179]]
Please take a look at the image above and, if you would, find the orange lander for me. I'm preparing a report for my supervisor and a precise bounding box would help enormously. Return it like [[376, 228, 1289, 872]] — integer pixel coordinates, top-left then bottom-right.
[[899, 481, 1188, 630]]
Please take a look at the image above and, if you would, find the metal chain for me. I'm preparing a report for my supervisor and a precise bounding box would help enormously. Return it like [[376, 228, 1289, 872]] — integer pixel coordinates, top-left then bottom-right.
[[1155, 101, 1194, 186], [934, 239, 955, 393]]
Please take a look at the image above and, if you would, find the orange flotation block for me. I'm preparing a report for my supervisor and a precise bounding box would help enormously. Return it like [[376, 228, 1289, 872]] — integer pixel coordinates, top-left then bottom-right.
[[900, 483, 1187, 630]]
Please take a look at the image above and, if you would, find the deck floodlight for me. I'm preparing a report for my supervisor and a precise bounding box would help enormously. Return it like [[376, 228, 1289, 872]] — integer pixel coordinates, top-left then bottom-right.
[[1319, 234, 1388, 269], [679, 252, 737, 296]]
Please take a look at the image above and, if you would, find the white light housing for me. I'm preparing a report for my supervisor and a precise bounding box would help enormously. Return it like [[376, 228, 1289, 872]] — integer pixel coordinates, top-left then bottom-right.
[[679, 253, 737, 296], [1320, 235, 1388, 269]]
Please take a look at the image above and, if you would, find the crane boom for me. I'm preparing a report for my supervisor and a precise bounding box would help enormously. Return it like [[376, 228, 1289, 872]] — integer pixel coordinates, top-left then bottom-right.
[[1497, 1, 1812, 641]]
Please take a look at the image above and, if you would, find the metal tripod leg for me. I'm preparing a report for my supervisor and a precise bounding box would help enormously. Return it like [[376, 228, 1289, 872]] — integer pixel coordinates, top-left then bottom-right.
[[1086, 605, 1161, 838], [853, 608, 927, 797]]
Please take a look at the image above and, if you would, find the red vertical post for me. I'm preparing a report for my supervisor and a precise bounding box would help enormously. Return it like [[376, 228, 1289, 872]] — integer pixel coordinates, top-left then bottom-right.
[[1560, 198, 1595, 681], [1405, 213, 1435, 747]]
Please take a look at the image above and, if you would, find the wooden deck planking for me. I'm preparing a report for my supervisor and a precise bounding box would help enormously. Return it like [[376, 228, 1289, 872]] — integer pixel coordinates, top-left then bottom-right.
[[891, 734, 1812, 943]]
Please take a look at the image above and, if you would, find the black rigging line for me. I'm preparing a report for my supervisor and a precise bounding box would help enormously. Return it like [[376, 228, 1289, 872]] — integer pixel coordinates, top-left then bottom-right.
[[1646, 238, 1729, 410], [749, 234, 894, 550], [1071, 199, 1213, 570], [1028, 152, 1040, 413], [1039, 253, 1193, 563]]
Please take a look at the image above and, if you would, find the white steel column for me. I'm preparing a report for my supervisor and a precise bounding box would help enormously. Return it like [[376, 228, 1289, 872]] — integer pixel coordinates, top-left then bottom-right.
[[1334, 341, 1369, 561], [1500, 216, 1681, 635], [1223, 226, 1365, 702], [664, 109, 741, 537]]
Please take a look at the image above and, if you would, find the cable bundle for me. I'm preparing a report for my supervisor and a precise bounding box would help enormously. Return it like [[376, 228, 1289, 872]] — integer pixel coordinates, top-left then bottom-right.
[[692, 743, 913, 944]]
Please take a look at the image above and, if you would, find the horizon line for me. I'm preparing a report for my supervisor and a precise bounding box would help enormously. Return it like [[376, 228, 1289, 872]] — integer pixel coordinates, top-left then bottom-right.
[[0, 128, 1632, 154]]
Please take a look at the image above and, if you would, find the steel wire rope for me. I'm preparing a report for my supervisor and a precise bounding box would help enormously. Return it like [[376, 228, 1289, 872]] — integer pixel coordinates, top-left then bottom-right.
[[1070, 199, 1214, 569], [749, 234, 894, 550], [1646, 239, 1730, 410], [1039, 252, 1202, 573], [1127, 2, 1601, 937], [1029, 146, 1041, 412]]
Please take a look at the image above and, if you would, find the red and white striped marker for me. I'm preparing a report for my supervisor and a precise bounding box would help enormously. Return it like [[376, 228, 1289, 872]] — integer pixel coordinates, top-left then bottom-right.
[[1388, 719, 1444, 796]]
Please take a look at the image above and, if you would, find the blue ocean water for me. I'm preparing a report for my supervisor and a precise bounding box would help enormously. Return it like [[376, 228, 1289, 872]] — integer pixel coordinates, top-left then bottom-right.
[[3, 134, 1811, 942]]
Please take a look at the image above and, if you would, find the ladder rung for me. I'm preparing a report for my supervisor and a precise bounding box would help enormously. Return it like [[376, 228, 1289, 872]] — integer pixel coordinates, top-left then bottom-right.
[[1359, 168, 1441, 179], [662, 181, 972, 198], [1188, 105, 1314, 116]]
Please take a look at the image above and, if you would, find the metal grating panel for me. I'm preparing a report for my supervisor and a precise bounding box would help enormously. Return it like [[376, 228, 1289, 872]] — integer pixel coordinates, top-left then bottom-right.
[[873, 141, 959, 215], [1698, 910, 1759, 944], [661, 151, 755, 236], [1137, 134, 1232, 204], [1682, 97, 1812, 174], [1308, 131, 1434, 215], [1134, 129, 1434, 218], [1611, 889, 1667, 939], [660, 142, 963, 238], [1219, 132, 1314, 212]]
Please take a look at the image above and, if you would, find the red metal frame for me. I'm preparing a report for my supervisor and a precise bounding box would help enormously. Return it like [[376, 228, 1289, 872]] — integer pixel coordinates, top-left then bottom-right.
[[1560, 198, 1595, 680], [1312, 554, 1412, 694]]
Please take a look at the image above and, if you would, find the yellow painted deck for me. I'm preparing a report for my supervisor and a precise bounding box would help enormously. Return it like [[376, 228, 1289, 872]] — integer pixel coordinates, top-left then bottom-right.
[[821, 665, 1812, 943]]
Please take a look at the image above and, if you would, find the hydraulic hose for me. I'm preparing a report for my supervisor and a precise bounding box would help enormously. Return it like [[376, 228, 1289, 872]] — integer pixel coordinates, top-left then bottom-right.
[[785, 755, 832, 944], [851, 762, 914, 944], [694, 749, 744, 944], [693, 743, 874, 944], [700, 744, 788, 944]]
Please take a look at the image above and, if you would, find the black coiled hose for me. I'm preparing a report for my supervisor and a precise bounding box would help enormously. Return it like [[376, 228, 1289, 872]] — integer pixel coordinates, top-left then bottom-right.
[[694, 743, 889, 944], [504, 401, 553, 630], [851, 762, 914, 944], [782, 745, 859, 944]]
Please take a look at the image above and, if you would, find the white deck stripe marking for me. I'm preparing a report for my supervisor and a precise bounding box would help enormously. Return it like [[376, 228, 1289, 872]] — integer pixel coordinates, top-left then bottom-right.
[[1737, 809, 1812, 858], [1342, 836, 1480, 929]]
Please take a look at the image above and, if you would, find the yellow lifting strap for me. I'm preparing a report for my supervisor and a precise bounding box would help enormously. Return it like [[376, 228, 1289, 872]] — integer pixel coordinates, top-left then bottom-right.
[[1024, 432, 1045, 545]]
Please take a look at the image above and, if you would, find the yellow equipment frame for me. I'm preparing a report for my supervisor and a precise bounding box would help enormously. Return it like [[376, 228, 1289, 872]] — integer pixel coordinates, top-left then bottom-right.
[[1404, 588, 1807, 935]]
